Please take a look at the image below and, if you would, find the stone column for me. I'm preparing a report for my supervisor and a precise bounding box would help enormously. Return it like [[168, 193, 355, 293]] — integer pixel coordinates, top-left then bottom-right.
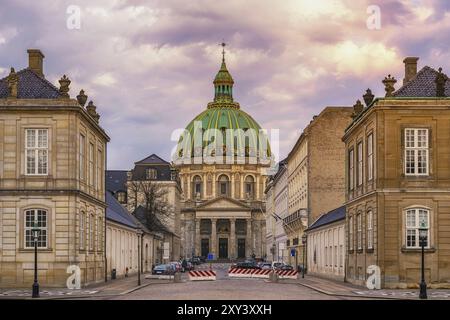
[[246, 218, 252, 258], [230, 218, 236, 259], [212, 174, 216, 197], [195, 218, 201, 256], [187, 174, 191, 200], [240, 176, 244, 199], [211, 218, 217, 259], [231, 175, 235, 199]]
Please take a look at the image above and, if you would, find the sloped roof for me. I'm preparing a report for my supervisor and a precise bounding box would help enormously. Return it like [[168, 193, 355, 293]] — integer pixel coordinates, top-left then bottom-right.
[[133, 205, 174, 235], [0, 68, 61, 99], [394, 66, 450, 97], [106, 191, 137, 229], [306, 206, 346, 232], [135, 154, 169, 165], [106, 170, 128, 193]]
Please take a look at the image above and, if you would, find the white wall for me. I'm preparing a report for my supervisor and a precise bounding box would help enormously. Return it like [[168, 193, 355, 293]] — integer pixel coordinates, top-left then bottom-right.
[[307, 222, 345, 280]]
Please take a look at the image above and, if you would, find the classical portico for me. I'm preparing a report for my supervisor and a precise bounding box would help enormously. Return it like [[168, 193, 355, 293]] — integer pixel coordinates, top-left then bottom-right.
[[191, 197, 262, 260]]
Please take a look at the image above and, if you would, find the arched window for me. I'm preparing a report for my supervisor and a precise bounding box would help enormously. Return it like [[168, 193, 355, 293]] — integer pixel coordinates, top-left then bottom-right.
[[245, 175, 255, 199], [406, 208, 430, 248], [24, 209, 48, 249], [218, 174, 230, 196], [192, 175, 202, 199], [89, 213, 95, 251]]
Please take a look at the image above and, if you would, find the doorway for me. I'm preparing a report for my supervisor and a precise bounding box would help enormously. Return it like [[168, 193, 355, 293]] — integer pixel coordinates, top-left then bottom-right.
[[201, 239, 209, 257], [238, 239, 246, 258], [219, 238, 228, 259]]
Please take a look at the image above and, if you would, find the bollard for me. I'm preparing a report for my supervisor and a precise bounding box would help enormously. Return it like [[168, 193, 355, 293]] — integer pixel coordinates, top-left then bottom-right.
[[269, 271, 279, 283], [173, 272, 182, 283]]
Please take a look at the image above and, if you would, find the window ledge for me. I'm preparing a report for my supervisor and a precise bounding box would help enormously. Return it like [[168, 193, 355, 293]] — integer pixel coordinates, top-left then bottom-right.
[[401, 246, 436, 253], [348, 249, 354, 254], [366, 248, 374, 253], [19, 248, 53, 253], [356, 249, 364, 254]]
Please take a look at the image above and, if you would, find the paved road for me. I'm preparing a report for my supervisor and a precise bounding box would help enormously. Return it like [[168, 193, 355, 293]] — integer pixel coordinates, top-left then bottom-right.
[[97, 263, 358, 300]]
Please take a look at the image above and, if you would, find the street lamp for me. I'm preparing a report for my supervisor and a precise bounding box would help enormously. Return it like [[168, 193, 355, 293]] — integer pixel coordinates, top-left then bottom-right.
[[418, 222, 428, 300], [137, 228, 144, 286], [301, 234, 307, 279], [31, 221, 40, 298]]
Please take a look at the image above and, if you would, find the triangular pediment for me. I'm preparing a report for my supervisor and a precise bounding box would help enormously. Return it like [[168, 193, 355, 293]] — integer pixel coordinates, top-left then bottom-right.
[[196, 196, 251, 211]]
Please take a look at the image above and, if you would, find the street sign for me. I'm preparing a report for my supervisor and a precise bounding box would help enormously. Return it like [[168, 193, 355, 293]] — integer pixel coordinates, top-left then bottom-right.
[[290, 249, 296, 257], [207, 253, 214, 260]]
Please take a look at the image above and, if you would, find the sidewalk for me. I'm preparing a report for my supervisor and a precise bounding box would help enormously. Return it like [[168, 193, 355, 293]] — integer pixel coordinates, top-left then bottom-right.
[[289, 275, 450, 300], [0, 273, 172, 300]]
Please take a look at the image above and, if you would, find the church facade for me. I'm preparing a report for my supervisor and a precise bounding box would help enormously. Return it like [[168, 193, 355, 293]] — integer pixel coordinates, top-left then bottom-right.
[[174, 49, 272, 260]]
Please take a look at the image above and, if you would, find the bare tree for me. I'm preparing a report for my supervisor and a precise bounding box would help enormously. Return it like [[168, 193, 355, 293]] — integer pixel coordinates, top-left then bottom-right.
[[127, 180, 173, 226]]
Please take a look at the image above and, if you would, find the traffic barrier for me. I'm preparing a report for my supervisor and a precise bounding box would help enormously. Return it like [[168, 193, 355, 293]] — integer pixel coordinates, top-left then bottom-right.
[[228, 268, 272, 278], [251, 269, 272, 279], [188, 270, 216, 281], [275, 270, 298, 279]]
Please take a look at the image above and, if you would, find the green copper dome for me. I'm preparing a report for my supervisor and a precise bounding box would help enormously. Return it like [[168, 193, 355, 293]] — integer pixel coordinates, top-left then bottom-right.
[[175, 48, 271, 162]]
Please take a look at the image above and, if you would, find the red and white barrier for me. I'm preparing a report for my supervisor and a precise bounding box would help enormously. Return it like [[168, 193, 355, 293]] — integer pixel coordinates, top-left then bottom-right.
[[276, 270, 298, 279], [228, 268, 272, 279], [188, 270, 216, 281]]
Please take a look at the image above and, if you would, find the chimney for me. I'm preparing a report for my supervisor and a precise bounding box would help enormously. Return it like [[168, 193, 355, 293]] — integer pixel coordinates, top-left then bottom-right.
[[403, 57, 419, 85], [27, 49, 45, 77]]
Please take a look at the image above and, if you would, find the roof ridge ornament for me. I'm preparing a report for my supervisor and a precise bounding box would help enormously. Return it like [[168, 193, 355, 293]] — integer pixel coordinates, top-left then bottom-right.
[[435, 67, 448, 97], [7, 67, 19, 98]]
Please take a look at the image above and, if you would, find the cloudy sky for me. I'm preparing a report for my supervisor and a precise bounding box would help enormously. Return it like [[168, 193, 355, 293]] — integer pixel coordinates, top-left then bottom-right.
[[1, 0, 449, 169]]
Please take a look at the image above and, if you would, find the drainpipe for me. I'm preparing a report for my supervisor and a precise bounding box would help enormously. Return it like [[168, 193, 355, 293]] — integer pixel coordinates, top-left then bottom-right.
[[104, 142, 108, 283]]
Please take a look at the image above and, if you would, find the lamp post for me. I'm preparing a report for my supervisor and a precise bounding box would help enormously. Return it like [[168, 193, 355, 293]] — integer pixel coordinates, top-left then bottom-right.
[[418, 222, 428, 300], [137, 228, 144, 286], [31, 221, 40, 298], [301, 234, 307, 279]]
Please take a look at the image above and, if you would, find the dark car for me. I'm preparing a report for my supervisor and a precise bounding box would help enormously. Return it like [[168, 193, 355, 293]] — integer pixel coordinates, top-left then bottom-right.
[[185, 261, 194, 271], [190, 257, 201, 265], [234, 260, 261, 269], [280, 264, 294, 271], [152, 264, 175, 275]]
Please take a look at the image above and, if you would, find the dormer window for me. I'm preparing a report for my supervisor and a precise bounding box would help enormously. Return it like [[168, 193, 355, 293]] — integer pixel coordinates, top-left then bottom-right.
[[117, 191, 126, 204], [146, 168, 157, 180]]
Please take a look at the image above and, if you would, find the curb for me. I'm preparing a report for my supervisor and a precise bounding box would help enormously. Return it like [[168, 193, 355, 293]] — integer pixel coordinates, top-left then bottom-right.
[[296, 281, 417, 300]]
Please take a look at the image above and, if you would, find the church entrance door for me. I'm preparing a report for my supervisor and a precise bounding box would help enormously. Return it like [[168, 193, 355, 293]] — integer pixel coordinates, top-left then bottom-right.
[[219, 238, 228, 259]]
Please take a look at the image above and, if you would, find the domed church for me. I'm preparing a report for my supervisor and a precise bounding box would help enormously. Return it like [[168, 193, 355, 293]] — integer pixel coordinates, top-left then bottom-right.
[[174, 46, 273, 260]]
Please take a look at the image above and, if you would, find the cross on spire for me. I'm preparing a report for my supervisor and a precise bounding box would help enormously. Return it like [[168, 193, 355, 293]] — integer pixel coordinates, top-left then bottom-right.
[[220, 42, 226, 62]]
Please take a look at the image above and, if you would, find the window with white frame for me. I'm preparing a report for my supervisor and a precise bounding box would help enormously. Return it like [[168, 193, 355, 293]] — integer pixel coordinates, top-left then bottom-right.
[[146, 168, 157, 180], [357, 142, 363, 186], [349, 216, 354, 250], [405, 128, 429, 176], [79, 134, 85, 180], [367, 210, 374, 249], [357, 213, 362, 250], [406, 208, 430, 248], [89, 143, 94, 186], [24, 209, 48, 249], [79, 212, 85, 250], [367, 133, 374, 181], [26, 129, 48, 175], [97, 217, 102, 251], [349, 149, 354, 190], [97, 149, 103, 192], [89, 214, 94, 250], [339, 245, 343, 267]]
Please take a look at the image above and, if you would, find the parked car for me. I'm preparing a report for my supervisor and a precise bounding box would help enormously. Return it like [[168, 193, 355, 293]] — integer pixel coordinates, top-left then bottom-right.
[[152, 264, 175, 275], [280, 264, 294, 271], [190, 256, 202, 265], [259, 262, 273, 270], [272, 261, 286, 270], [170, 261, 183, 273], [184, 261, 194, 271], [234, 260, 261, 269]]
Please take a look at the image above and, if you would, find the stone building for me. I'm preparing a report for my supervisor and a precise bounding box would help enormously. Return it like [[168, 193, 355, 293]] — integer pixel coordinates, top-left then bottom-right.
[[264, 159, 289, 262], [0, 49, 109, 287], [106, 154, 181, 262], [306, 206, 346, 281], [106, 191, 159, 279], [173, 50, 271, 260], [285, 107, 352, 267], [343, 57, 450, 288]]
